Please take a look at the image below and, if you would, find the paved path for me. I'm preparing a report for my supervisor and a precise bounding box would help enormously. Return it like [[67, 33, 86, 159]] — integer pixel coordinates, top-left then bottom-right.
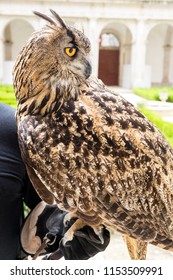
[[111, 87, 146, 107], [111, 87, 173, 124]]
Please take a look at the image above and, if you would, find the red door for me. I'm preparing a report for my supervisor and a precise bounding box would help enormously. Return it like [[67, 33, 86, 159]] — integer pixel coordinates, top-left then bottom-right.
[[98, 48, 119, 86]]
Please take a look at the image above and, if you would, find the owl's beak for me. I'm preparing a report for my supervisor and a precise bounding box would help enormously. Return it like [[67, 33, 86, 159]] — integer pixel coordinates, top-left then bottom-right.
[[85, 60, 92, 79]]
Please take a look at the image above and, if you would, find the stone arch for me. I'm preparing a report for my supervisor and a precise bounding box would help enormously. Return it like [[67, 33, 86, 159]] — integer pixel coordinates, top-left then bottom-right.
[[98, 21, 132, 87], [3, 19, 34, 84], [146, 23, 173, 86]]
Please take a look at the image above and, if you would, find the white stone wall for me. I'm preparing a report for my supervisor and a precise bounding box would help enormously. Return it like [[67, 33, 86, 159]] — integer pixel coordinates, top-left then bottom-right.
[[0, 0, 173, 88]]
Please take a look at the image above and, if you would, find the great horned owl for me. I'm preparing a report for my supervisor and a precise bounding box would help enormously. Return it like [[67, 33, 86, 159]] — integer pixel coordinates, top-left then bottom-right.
[[13, 10, 173, 260]]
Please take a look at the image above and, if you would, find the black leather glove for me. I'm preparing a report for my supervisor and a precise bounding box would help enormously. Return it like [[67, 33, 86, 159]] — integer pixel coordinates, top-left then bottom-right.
[[21, 202, 110, 260], [58, 219, 110, 260]]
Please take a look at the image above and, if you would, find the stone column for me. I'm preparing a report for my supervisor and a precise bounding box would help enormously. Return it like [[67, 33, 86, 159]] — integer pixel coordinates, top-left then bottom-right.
[[119, 43, 131, 87], [0, 36, 4, 83], [87, 18, 100, 77], [131, 20, 147, 88], [162, 44, 171, 86]]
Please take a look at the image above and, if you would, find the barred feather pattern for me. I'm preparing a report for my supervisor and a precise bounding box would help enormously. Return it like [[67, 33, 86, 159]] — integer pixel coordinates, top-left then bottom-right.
[[13, 13, 173, 253], [17, 76, 173, 251]]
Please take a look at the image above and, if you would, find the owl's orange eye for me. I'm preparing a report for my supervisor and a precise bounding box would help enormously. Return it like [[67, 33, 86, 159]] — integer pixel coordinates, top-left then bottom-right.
[[65, 47, 77, 57]]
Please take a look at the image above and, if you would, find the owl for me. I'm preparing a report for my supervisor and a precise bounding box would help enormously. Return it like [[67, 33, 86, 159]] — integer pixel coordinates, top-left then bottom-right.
[[13, 10, 173, 260]]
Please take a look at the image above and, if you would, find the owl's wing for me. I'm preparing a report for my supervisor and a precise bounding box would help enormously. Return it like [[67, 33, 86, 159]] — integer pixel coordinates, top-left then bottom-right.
[[79, 79, 173, 244], [18, 123, 55, 205], [25, 164, 55, 205]]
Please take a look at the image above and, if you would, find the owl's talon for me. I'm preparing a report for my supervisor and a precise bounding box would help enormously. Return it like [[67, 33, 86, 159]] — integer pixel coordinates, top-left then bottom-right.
[[62, 217, 87, 246], [63, 212, 78, 227], [61, 236, 69, 246], [62, 230, 74, 246], [63, 218, 69, 227], [98, 233, 104, 244], [61, 237, 67, 246], [93, 226, 104, 244]]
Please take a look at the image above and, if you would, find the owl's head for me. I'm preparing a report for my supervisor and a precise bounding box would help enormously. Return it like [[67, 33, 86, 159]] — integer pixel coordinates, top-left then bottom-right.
[[34, 10, 91, 78], [13, 10, 92, 115]]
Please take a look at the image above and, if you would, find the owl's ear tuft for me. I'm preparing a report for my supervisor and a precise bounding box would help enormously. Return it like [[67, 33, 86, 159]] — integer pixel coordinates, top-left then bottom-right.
[[33, 10, 67, 30], [33, 11, 57, 26], [49, 9, 67, 29]]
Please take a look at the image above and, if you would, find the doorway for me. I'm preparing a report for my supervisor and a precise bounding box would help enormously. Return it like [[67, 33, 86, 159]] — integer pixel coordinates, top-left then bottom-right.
[[98, 33, 120, 86]]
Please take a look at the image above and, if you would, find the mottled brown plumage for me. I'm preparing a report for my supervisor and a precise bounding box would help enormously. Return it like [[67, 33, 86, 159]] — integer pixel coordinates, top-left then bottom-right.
[[13, 10, 173, 259]]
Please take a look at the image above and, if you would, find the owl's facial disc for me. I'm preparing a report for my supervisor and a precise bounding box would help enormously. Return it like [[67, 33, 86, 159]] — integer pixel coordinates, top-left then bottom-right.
[[62, 27, 92, 80], [66, 57, 91, 80]]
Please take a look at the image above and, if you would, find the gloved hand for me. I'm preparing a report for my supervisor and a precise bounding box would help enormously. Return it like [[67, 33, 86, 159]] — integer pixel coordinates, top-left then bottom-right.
[[59, 220, 110, 260], [21, 201, 110, 260]]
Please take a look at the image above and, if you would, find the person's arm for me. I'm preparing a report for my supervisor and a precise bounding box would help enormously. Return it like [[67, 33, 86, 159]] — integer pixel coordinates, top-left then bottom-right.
[[23, 173, 42, 210]]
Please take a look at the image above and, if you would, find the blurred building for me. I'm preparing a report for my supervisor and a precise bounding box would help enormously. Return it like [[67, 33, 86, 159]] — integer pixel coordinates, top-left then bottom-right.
[[1, 0, 173, 88]]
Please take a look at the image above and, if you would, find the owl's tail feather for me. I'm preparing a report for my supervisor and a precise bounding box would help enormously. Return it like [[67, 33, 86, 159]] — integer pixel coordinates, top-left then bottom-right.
[[123, 235, 147, 260], [150, 236, 173, 252]]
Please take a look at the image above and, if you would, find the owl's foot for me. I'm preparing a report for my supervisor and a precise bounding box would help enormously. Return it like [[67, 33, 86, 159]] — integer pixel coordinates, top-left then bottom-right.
[[62, 218, 86, 246], [92, 225, 104, 244], [63, 212, 78, 227], [62, 215, 104, 246]]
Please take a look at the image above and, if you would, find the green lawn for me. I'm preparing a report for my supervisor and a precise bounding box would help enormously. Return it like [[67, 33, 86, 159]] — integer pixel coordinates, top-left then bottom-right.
[[0, 85, 17, 107], [133, 87, 173, 103], [0, 85, 173, 147], [138, 107, 173, 147], [132, 87, 173, 146]]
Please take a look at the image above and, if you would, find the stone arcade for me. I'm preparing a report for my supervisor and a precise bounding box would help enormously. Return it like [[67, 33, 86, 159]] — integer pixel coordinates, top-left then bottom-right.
[[1, 0, 173, 88]]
